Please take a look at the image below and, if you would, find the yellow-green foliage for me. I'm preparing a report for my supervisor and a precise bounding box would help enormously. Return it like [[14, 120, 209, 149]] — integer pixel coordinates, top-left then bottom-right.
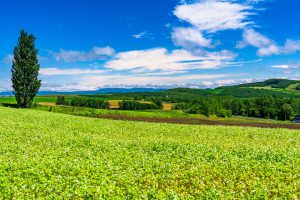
[[0, 107, 300, 199]]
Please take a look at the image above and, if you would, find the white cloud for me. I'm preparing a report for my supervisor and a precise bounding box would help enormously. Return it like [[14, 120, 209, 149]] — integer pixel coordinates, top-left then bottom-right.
[[105, 48, 235, 73], [52, 46, 115, 62], [81, 74, 232, 87], [270, 65, 289, 69], [269, 63, 300, 79], [238, 29, 300, 56], [172, 27, 212, 48], [256, 44, 280, 56], [281, 40, 300, 54], [270, 63, 300, 74], [38, 73, 249, 91], [174, 0, 254, 33], [237, 29, 273, 49], [132, 31, 147, 39], [201, 78, 258, 88], [40, 68, 106, 76]]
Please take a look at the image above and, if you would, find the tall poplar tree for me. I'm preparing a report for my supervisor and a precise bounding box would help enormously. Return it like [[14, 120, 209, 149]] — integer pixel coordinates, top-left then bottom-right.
[[11, 30, 41, 108]]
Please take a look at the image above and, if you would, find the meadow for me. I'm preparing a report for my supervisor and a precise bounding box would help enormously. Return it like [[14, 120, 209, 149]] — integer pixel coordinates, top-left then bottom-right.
[[0, 96, 57, 104], [0, 106, 300, 198]]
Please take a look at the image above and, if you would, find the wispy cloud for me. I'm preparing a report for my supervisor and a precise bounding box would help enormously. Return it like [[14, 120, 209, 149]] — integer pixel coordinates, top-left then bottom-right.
[[132, 31, 150, 39], [270, 65, 289, 69], [51, 46, 115, 63], [40, 68, 106, 76], [270, 63, 300, 75]]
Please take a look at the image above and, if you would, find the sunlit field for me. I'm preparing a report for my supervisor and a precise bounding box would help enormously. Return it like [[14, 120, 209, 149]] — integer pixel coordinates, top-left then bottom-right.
[[0, 106, 300, 198]]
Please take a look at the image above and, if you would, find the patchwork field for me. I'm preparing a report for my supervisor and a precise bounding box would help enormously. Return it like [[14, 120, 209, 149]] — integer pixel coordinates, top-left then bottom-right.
[[0, 106, 300, 198], [34, 105, 300, 130]]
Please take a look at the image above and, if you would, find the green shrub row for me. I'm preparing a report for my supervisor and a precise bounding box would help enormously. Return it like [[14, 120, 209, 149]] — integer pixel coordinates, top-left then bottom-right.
[[56, 96, 109, 109]]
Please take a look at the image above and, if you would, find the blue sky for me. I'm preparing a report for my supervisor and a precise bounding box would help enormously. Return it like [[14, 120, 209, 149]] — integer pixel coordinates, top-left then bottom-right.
[[1, 0, 300, 91]]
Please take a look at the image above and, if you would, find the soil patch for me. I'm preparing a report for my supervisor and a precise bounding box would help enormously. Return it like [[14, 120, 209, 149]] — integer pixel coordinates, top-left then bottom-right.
[[99, 115, 300, 130]]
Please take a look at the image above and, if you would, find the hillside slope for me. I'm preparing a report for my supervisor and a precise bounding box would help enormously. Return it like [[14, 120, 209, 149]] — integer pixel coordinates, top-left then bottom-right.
[[0, 107, 300, 198], [97, 79, 300, 100], [160, 79, 300, 99]]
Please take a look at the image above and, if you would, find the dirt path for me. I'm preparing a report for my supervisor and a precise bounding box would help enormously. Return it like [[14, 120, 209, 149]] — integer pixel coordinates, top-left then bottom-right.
[[99, 115, 300, 130]]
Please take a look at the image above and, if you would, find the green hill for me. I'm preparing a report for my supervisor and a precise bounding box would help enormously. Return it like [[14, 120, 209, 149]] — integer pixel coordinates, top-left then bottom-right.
[[219, 79, 300, 90], [0, 106, 300, 198], [161, 79, 300, 99]]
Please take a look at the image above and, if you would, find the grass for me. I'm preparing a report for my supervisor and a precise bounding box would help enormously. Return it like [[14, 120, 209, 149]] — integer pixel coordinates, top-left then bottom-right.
[[0, 106, 300, 198], [0, 96, 57, 104], [250, 86, 300, 94], [286, 83, 300, 91]]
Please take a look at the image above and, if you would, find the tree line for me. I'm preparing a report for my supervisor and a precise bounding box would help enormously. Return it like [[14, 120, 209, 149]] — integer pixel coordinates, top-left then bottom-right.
[[174, 96, 298, 121], [56, 96, 163, 110], [56, 96, 109, 109]]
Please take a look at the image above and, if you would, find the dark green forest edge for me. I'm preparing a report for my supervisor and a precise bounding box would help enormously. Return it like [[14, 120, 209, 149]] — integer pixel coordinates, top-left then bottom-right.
[[51, 79, 300, 122]]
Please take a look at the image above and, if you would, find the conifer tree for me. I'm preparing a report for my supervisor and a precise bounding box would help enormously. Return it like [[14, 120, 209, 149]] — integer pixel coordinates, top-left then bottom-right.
[[11, 30, 41, 108]]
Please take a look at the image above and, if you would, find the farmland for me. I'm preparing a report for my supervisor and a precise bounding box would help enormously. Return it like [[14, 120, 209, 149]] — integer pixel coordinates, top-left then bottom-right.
[[33, 104, 300, 130], [1, 92, 300, 129], [0, 106, 300, 198]]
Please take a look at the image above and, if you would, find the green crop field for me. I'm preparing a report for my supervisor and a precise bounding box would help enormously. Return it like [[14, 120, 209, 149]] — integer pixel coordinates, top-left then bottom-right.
[[0, 96, 57, 104], [1, 106, 300, 199]]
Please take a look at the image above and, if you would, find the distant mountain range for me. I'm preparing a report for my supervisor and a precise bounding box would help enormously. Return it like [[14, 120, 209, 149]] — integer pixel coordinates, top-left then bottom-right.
[[0, 88, 164, 96], [1, 79, 300, 98]]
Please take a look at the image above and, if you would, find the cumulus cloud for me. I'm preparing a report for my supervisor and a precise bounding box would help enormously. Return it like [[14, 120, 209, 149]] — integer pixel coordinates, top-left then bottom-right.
[[238, 29, 300, 56], [40, 68, 107, 76], [174, 0, 254, 33], [172, 27, 212, 48], [105, 48, 235, 73], [51, 46, 115, 62]]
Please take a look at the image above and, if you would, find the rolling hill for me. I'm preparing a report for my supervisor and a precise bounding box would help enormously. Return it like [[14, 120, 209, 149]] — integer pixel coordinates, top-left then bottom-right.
[[162, 79, 300, 99]]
